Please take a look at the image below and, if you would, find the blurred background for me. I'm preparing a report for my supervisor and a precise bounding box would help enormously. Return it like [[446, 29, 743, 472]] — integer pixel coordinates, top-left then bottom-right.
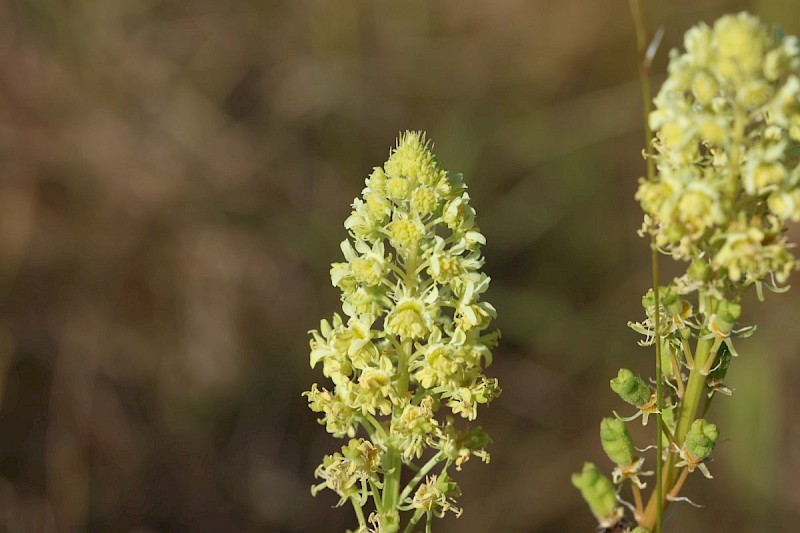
[[1, 0, 799, 531]]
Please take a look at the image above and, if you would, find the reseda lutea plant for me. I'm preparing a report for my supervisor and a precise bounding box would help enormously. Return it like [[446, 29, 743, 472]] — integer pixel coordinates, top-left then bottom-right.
[[305, 132, 500, 532], [574, 13, 800, 532]]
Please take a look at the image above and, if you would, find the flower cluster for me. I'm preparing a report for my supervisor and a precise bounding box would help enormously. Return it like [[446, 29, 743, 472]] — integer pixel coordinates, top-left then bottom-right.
[[639, 12, 800, 282], [577, 13, 798, 531], [633, 13, 799, 410], [305, 132, 499, 532]]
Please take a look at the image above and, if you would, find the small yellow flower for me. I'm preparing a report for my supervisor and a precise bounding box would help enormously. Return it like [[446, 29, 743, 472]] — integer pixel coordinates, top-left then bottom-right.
[[306, 132, 498, 528], [691, 71, 718, 104], [389, 219, 423, 251], [385, 298, 430, 339], [386, 176, 409, 200], [411, 187, 437, 216], [351, 258, 381, 286]]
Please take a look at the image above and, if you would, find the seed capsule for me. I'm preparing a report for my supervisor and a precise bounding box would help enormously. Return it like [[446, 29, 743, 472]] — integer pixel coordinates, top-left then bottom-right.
[[684, 419, 719, 461], [571, 463, 620, 525], [600, 418, 635, 467], [610, 368, 652, 407]]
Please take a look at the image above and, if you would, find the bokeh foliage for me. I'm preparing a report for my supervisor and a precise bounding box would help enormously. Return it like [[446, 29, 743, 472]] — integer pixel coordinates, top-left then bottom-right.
[[0, 0, 798, 531]]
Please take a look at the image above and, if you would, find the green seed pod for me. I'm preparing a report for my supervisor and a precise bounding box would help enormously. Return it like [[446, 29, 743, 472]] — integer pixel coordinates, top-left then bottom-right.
[[684, 419, 719, 461], [600, 418, 635, 467], [610, 368, 652, 407], [571, 463, 619, 524]]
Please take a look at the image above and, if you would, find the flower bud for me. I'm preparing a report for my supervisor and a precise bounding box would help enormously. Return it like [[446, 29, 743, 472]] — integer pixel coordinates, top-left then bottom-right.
[[600, 418, 635, 467], [610, 369, 652, 407]]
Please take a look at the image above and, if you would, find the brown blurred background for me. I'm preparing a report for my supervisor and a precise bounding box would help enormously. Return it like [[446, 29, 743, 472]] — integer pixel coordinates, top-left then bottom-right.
[[1, 1, 799, 531]]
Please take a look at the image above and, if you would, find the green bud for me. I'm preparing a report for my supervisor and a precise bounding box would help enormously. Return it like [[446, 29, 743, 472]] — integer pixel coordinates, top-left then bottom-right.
[[684, 419, 719, 460], [631, 528, 651, 533], [571, 463, 619, 523], [687, 259, 711, 281], [610, 368, 652, 407], [600, 418, 635, 467]]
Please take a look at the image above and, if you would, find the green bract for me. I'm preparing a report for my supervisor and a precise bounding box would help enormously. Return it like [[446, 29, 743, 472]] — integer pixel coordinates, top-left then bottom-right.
[[305, 131, 500, 531]]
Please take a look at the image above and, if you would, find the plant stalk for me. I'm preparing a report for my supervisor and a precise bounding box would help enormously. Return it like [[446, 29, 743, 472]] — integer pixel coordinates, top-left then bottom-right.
[[639, 337, 713, 529], [628, 0, 664, 530]]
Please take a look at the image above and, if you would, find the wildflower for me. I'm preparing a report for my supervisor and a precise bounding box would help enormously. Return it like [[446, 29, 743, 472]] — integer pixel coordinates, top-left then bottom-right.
[[412, 474, 463, 518], [385, 297, 432, 340], [581, 13, 800, 530], [305, 132, 499, 530]]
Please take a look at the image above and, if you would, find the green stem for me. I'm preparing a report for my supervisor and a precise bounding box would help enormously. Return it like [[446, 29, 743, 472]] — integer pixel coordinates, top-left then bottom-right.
[[640, 336, 713, 529], [399, 452, 443, 502], [382, 449, 401, 520], [352, 497, 367, 528], [366, 413, 389, 441], [370, 478, 385, 514], [666, 341, 685, 398], [383, 316, 414, 529], [674, 337, 713, 443], [402, 510, 425, 533], [629, 0, 663, 529], [651, 248, 664, 533], [398, 338, 411, 402]]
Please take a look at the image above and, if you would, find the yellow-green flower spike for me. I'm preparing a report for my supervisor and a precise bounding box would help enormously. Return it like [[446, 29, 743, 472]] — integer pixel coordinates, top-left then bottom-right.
[[610, 368, 652, 407], [684, 419, 720, 461], [571, 463, 621, 526], [305, 131, 499, 529], [640, 12, 800, 283], [600, 417, 636, 467]]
